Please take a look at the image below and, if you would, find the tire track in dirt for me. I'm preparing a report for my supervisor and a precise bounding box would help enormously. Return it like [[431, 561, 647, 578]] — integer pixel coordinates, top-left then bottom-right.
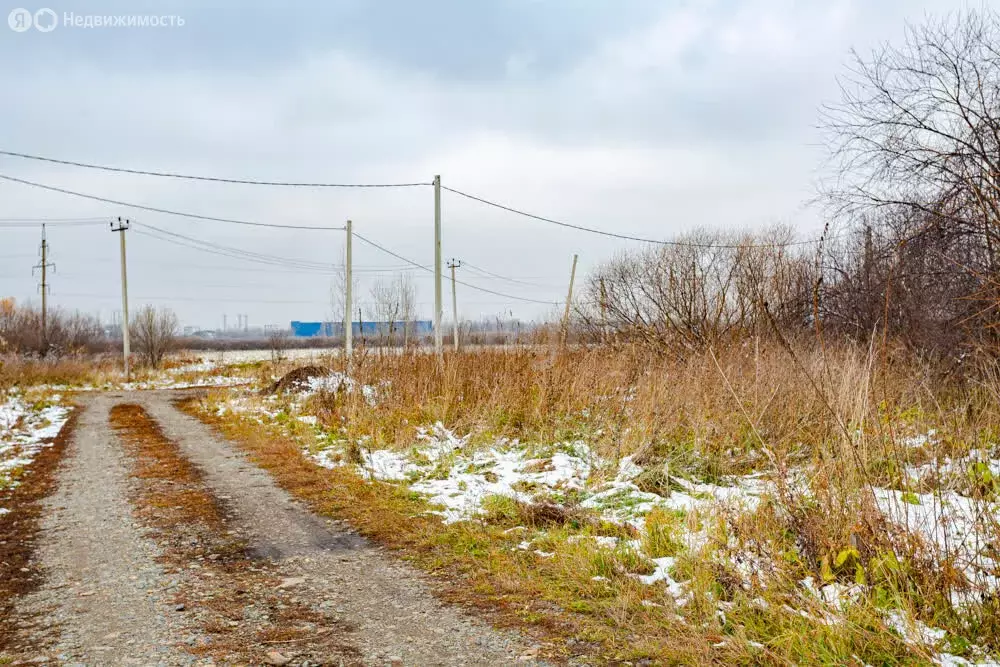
[[0, 410, 76, 657], [110, 402, 361, 665], [138, 391, 542, 666], [8, 394, 196, 664]]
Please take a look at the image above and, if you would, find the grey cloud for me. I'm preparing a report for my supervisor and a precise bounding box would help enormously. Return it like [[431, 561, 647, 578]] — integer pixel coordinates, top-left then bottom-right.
[[0, 0, 969, 327]]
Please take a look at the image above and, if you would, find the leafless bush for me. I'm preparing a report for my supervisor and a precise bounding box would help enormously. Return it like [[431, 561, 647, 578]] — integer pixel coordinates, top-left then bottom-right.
[[818, 212, 985, 351], [578, 227, 814, 353], [129, 305, 178, 368], [368, 273, 418, 347], [821, 8, 1000, 352], [268, 328, 290, 365], [0, 297, 105, 356]]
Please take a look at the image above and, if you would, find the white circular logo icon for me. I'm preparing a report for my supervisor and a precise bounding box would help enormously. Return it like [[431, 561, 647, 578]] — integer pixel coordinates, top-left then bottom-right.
[[34, 8, 56, 32], [8, 7, 32, 32]]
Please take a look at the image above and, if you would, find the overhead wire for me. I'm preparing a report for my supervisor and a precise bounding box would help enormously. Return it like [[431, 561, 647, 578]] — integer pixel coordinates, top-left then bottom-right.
[[52, 291, 322, 305], [132, 225, 338, 272], [0, 218, 110, 228], [460, 261, 560, 289], [0, 149, 835, 249], [0, 150, 432, 188], [0, 173, 344, 230], [441, 185, 829, 248], [352, 232, 561, 306], [0, 216, 108, 222]]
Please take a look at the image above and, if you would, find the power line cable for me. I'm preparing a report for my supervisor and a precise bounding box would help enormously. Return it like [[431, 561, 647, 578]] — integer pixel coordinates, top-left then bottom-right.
[[0, 150, 431, 188], [0, 150, 828, 247], [442, 185, 827, 249], [132, 226, 338, 272], [352, 232, 560, 306], [58, 262, 420, 276], [0, 173, 344, 230], [52, 291, 322, 305], [133, 226, 415, 275], [0, 216, 107, 222], [0, 218, 110, 228], [460, 261, 560, 289]]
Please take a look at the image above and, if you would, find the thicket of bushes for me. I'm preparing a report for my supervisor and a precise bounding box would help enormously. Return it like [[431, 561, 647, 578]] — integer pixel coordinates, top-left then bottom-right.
[[581, 10, 1000, 361], [0, 298, 107, 356]]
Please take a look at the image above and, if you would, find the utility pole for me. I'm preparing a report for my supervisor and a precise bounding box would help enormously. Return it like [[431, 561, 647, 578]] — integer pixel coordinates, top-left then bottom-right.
[[32, 224, 55, 354], [599, 276, 609, 344], [344, 220, 353, 357], [447, 259, 461, 351], [111, 217, 131, 381], [561, 254, 579, 347], [433, 175, 443, 356]]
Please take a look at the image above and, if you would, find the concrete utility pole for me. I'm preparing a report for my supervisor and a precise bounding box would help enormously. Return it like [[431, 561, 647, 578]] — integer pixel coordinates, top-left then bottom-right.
[[447, 259, 461, 351], [433, 175, 443, 356], [111, 217, 131, 381], [561, 254, 579, 347], [32, 224, 55, 353], [344, 219, 353, 357]]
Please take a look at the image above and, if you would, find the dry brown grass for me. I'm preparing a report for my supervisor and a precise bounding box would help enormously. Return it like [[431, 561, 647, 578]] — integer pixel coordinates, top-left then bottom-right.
[[0, 355, 120, 391], [187, 341, 1000, 663], [180, 395, 742, 663], [302, 343, 995, 491], [0, 410, 77, 654]]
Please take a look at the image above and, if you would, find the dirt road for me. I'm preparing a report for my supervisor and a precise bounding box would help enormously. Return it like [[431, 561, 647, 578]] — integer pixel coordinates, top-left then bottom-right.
[[8, 391, 539, 665]]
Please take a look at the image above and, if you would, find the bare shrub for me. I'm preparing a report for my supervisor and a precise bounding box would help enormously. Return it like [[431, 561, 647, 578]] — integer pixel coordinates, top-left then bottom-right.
[[579, 227, 815, 353], [368, 273, 418, 347], [821, 8, 1000, 351], [398, 274, 417, 347], [0, 297, 105, 356], [129, 305, 178, 368], [268, 328, 290, 366], [369, 279, 400, 345]]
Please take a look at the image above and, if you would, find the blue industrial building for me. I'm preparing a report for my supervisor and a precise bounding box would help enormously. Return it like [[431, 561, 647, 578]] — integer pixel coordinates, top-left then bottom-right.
[[290, 321, 434, 338]]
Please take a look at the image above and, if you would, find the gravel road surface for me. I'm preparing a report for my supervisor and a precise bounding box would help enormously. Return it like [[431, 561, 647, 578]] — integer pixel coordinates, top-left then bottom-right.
[[7, 391, 541, 666]]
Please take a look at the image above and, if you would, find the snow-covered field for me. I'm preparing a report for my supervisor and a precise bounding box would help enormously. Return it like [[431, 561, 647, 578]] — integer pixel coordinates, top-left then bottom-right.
[[187, 348, 338, 365], [40, 359, 254, 393], [0, 392, 71, 512]]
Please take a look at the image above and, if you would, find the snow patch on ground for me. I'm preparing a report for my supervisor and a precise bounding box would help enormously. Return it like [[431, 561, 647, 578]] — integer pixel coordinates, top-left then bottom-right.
[[0, 393, 71, 508], [284, 372, 380, 406], [873, 487, 1000, 601], [405, 431, 592, 524], [207, 385, 1000, 664]]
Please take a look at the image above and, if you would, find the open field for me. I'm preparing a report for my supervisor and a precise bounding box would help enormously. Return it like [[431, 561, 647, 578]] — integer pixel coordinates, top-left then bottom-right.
[[4, 6, 1000, 664], [190, 345, 1000, 665], [4, 331, 1000, 665], [59, 342, 1000, 665]]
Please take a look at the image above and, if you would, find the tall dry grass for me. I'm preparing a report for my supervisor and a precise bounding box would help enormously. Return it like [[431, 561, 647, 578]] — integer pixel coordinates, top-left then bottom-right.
[[287, 341, 1000, 654], [0, 354, 122, 395], [302, 343, 979, 476]]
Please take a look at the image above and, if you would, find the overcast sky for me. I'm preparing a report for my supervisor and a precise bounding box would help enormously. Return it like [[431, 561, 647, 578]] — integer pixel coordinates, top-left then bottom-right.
[[0, 0, 970, 330]]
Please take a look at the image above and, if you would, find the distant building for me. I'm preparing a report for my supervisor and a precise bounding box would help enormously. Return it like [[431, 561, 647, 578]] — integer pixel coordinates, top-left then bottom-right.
[[290, 321, 433, 337]]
